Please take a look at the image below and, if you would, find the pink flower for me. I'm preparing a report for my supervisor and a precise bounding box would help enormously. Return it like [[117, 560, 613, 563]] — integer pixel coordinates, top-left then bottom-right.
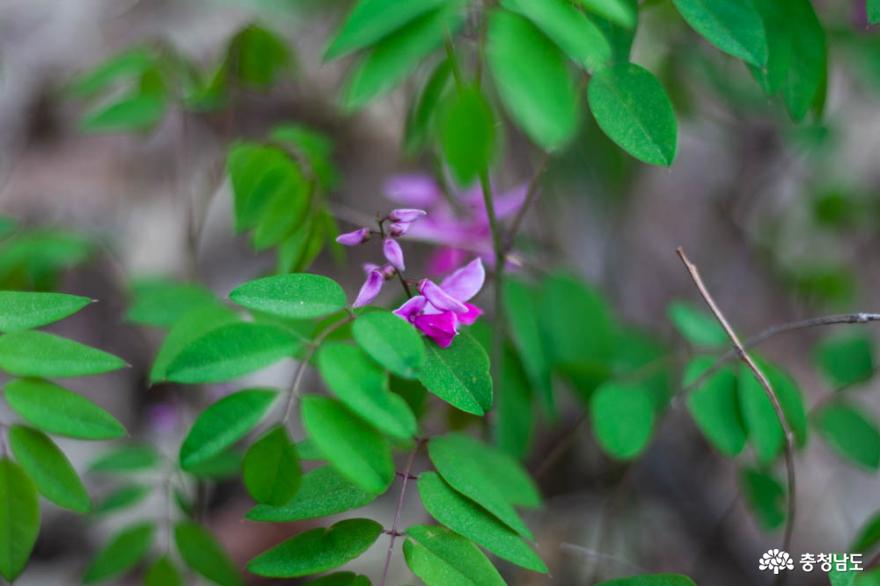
[[384, 175, 443, 206], [393, 258, 485, 347], [336, 227, 371, 247], [389, 208, 427, 223], [353, 266, 385, 308], [383, 238, 405, 271]]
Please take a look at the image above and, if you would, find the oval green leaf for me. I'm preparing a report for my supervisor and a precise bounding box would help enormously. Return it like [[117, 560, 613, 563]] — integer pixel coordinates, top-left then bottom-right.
[[9, 425, 90, 513], [0, 458, 39, 582], [418, 332, 492, 415], [149, 304, 238, 383], [243, 426, 301, 506], [439, 86, 497, 185], [230, 273, 347, 320], [0, 291, 91, 332], [590, 382, 655, 460], [672, 0, 767, 66], [575, 0, 636, 28], [145, 556, 183, 586], [353, 310, 426, 379], [83, 522, 154, 583], [0, 331, 126, 378], [815, 402, 880, 470], [90, 445, 162, 474], [403, 524, 506, 586], [684, 359, 747, 457], [175, 521, 244, 586]]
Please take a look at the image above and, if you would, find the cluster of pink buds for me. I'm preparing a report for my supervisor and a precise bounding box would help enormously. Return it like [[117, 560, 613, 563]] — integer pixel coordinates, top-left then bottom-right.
[[335, 208, 426, 308]]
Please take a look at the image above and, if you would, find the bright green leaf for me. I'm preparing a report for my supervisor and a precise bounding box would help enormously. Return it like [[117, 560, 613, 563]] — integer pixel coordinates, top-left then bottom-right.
[[0, 291, 91, 332], [590, 382, 654, 460], [870, 0, 880, 25], [440, 86, 497, 185], [149, 304, 238, 383], [82, 93, 166, 133], [684, 359, 747, 456], [180, 388, 278, 471], [487, 10, 579, 150], [230, 273, 347, 320], [0, 458, 39, 582], [419, 332, 492, 415], [125, 278, 216, 327], [0, 331, 126, 378], [228, 25, 291, 89], [575, 0, 636, 28], [4, 378, 126, 440], [83, 523, 154, 583], [9, 425, 90, 513], [816, 335, 875, 389], [318, 342, 417, 440], [248, 518, 383, 578], [67, 47, 157, 97], [404, 524, 505, 586], [667, 301, 727, 348], [815, 402, 880, 470], [738, 361, 808, 462], [672, 0, 767, 66], [596, 574, 697, 586], [740, 467, 785, 529], [90, 445, 162, 474], [175, 521, 244, 586], [243, 426, 301, 506], [93, 484, 151, 515], [145, 556, 183, 586], [301, 396, 394, 493], [353, 310, 426, 379], [588, 63, 677, 166], [418, 472, 546, 572]]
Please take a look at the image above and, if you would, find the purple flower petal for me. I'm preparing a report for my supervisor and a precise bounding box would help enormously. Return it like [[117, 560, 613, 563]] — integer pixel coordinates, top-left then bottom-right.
[[439, 258, 485, 303], [393, 295, 427, 322], [458, 303, 483, 326], [335, 227, 371, 246], [414, 311, 459, 348], [384, 174, 442, 206], [353, 269, 384, 307], [388, 222, 411, 237], [420, 279, 468, 313], [383, 238, 406, 271], [389, 208, 427, 223]]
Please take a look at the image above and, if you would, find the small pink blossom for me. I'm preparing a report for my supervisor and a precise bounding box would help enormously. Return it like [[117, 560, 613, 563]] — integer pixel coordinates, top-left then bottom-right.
[[353, 267, 385, 308], [336, 227, 371, 247], [389, 208, 427, 223], [388, 222, 410, 237], [383, 238, 405, 271]]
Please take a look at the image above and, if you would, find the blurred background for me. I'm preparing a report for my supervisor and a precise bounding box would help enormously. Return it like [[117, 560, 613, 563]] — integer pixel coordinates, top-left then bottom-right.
[[1, 0, 880, 584]]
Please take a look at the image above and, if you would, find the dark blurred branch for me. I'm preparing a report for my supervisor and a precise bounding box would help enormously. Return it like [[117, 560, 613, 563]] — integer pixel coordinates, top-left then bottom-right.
[[379, 439, 425, 586], [676, 246, 796, 554]]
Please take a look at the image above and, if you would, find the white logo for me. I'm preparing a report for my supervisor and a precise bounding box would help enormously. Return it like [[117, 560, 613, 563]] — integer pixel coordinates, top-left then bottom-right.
[[759, 549, 794, 574]]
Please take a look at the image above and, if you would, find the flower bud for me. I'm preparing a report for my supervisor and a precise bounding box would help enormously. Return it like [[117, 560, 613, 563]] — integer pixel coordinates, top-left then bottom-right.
[[388, 208, 427, 223], [383, 238, 406, 272], [335, 228, 371, 247], [388, 222, 410, 237]]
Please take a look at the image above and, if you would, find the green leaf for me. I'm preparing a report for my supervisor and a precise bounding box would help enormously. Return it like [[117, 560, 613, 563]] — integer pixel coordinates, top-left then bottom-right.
[[815, 402, 880, 470], [405, 59, 452, 153], [226, 144, 293, 232], [164, 322, 299, 383], [318, 342, 418, 441], [307, 573, 372, 586], [149, 304, 238, 383], [248, 518, 383, 578], [672, 0, 767, 66], [180, 389, 278, 471], [301, 396, 394, 493], [145, 556, 183, 586], [503, 279, 553, 415], [439, 86, 497, 185], [738, 361, 808, 462], [0, 331, 126, 378], [740, 467, 785, 530], [487, 10, 579, 150], [851, 511, 880, 553], [247, 466, 377, 522], [341, 4, 465, 111], [8, 425, 90, 513], [870, 0, 880, 25], [419, 332, 492, 415], [502, 0, 612, 72], [495, 348, 535, 460], [404, 524, 505, 586], [175, 521, 244, 586], [684, 359, 746, 456], [590, 382, 655, 460], [4, 378, 126, 440], [418, 472, 547, 572], [829, 569, 857, 586], [186, 450, 242, 480], [429, 434, 534, 538], [574, 0, 636, 28], [228, 25, 291, 89], [83, 522, 154, 583], [353, 310, 426, 379], [596, 574, 697, 586], [667, 301, 728, 348], [125, 278, 216, 327], [816, 335, 875, 389], [587, 63, 677, 166], [243, 426, 301, 506], [67, 47, 157, 97], [93, 484, 151, 515], [90, 445, 161, 474], [0, 458, 39, 582], [82, 93, 166, 133], [230, 273, 347, 320], [0, 291, 91, 332]]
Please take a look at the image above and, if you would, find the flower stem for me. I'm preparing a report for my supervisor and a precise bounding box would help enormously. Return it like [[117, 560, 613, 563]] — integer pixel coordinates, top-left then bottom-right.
[[379, 439, 425, 586]]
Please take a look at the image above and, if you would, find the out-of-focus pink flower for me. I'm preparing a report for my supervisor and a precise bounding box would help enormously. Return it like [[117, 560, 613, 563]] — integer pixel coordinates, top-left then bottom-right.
[[353, 267, 385, 307], [147, 403, 180, 434], [393, 258, 485, 347], [389, 208, 427, 223], [385, 175, 443, 206], [388, 222, 410, 237], [383, 238, 405, 271], [336, 227, 371, 247]]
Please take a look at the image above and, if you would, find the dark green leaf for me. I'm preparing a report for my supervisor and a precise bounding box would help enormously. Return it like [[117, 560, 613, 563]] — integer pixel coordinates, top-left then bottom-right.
[[587, 63, 677, 166], [247, 466, 377, 522], [667, 301, 727, 348], [93, 484, 151, 515], [419, 332, 492, 415], [487, 10, 579, 150], [243, 426, 301, 506], [90, 445, 161, 474], [83, 523, 154, 583], [318, 342, 418, 440], [0, 458, 39, 582], [440, 86, 497, 185], [82, 93, 166, 133], [125, 278, 216, 327], [248, 518, 383, 578], [495, 348, 535, 460], [684, 359, 746, 457], [4, 378, 126, 440], [228, 25, 291, 89], [405, 59, 452, 153], [341, 5, 465, 111], [149, 304, 239, 383], [590, 382, 655, 460], [504, 279, 553, 415], [503, 0, 612, 72], [307, 572, 372, 586], [9, 425, 90, 513], [738, 361, 808, 462], [404, 524, 505, 586], [226, 144, 293, 232], [740, 467, 785, 530], [0, 291, 91, 332], [145, 556, 183, 586], [230, 273, 347, 320], [165, 322, 300, 383], [0, 331, 126, 378], [418, 472, 546, 572], [596, 574, 697, 586], [815, 402, 880, 470], [672, 0, 767, 66], [353, 310, 426, 379], [301, 396, 394, 493], [871, 0, 880, 25], [180, 389, 278, 471], [816, 335, 875, 389], [575, 0, 636, 28], [175, 521, 244, 586], [852, 511, 880, 553]]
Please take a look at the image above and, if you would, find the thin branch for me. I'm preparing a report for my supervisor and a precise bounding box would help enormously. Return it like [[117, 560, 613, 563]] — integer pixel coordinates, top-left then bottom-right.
[[503, 152, 549, 252], [379, 439, 425, 586], [676, 247, 796, 552]]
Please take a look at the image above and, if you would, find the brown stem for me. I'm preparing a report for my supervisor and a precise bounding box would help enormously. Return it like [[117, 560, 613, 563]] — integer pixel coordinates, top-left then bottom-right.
[[676, 246, 796, 553], [379, 439, 425, 586], [503, 152, 549, 253]]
